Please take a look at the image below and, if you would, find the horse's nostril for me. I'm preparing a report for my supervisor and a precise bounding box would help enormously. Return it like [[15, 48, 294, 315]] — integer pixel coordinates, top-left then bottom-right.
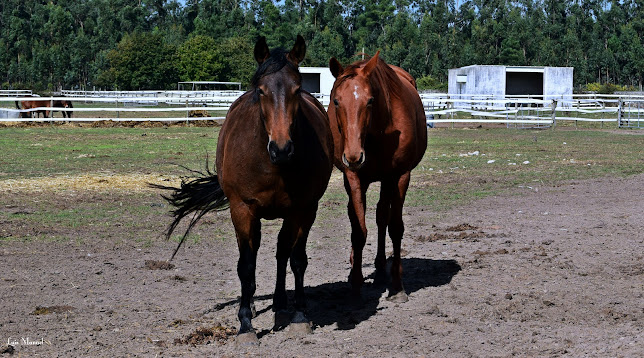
[[268, 141, 279, 156], [285, 140, 294, 157], [268, 140, 294, 164]]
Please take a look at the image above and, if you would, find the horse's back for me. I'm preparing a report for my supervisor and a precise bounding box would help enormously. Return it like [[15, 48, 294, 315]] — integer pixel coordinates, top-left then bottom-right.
[[387, 66, 427, 170], [390, 65, 417, 89]]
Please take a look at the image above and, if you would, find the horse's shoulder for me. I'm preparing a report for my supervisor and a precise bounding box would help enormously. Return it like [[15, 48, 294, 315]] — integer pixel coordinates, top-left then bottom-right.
[[228, 91, 254, 112]]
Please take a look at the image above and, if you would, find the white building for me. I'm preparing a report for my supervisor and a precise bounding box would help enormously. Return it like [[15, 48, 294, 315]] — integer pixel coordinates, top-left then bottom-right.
[[448, 65, 573, 101], [300, 67, 335, 97]]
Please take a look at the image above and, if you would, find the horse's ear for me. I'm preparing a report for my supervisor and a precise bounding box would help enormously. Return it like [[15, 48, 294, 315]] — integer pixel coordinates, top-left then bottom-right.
[[288, 35, 306, 65], [254, 36, 270, 65], [329, 57, 344, 78], [362, 50, 380, 77]]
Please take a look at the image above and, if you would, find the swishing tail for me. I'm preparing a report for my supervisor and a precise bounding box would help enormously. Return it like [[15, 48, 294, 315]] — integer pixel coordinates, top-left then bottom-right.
[[150, 166, 229, 260]]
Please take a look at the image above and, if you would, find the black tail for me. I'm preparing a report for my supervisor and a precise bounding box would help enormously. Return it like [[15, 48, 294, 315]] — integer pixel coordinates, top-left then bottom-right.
[[150, 167, 229, 260], [15, 101, 20, 109]]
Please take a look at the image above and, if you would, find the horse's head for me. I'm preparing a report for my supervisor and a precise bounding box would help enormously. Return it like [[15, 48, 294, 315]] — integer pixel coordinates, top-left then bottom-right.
[[252, 35, 306, 165], [329, 52, 380, 171]]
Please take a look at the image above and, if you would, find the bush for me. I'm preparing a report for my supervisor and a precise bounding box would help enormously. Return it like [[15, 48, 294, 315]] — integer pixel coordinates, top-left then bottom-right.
[[417, 75, 447, 91], [584, 82, 629, 94]]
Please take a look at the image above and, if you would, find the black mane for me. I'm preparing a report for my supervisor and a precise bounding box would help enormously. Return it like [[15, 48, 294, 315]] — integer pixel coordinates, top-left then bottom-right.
[[251, 48, 302, 91]]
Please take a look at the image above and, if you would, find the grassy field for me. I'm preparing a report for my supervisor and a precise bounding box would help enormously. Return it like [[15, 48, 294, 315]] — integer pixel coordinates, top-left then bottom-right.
[[0, 126, 218, 179], [0, 125, 642, 243], [1, 125, 643, 201]]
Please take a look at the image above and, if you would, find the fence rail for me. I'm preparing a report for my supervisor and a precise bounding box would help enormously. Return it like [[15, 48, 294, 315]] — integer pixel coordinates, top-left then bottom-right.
[[0, 90, 33, 97], [420, 93, 644, 128], [2, 92, 643, 128]]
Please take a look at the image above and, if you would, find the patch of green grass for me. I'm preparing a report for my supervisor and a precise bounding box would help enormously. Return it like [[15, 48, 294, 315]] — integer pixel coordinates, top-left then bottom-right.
[[1, 125, 643, 243], [0, 126, 218, 180], [408, 128, 644, 210]]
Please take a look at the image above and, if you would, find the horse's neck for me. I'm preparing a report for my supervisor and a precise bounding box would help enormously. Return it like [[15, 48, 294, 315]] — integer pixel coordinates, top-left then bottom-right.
[[371, 93, 392, 132]]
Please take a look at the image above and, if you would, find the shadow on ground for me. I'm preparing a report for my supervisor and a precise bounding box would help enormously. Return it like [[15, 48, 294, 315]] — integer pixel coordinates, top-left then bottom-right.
[[306, 258, 461, 330], [206, 258, 461, 335]]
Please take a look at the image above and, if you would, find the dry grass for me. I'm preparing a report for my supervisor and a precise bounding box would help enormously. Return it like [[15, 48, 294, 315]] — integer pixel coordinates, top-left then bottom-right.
[[0, 173, 181, 193]]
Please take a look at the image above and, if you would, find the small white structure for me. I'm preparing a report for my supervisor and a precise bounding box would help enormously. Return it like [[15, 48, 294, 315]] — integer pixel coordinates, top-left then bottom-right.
[[300, 67, 335, 96], [448, 65, 573, 101]]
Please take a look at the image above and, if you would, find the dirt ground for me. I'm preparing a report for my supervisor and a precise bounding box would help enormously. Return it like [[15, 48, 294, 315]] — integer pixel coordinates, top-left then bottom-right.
[[1, 172, 643, 357]]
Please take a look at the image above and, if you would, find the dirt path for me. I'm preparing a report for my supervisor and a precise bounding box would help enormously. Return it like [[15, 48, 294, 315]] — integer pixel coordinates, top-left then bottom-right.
[[1, 174, 643, 357]]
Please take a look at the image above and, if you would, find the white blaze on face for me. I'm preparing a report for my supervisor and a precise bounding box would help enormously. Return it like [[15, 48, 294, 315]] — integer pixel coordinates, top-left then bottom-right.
[[353, 85, 360, 100]]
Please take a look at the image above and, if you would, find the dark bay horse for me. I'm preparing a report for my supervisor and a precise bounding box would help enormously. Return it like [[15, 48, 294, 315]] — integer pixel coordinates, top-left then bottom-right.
[[16, 99, 73, 118], [328, 52, 427, 302], [155, 36, 334, 343]]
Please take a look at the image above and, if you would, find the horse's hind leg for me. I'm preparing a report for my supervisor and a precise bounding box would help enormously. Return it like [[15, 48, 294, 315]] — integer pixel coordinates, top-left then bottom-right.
[[387, 171, 411, 303], [231, 205, 261, 344], [288, 208, 317, 334], [273, 221, 295, 330], [375, 179, 394, 284]]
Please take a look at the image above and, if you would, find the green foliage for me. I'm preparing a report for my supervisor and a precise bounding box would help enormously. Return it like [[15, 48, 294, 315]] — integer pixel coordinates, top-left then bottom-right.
[[584, 82, 629, 94], [176, 35, 223, 82], [1, 0, 643, 90], [416, 75, 446, 91], [99, 32, 178, 90], [217, 36, 256, 87]]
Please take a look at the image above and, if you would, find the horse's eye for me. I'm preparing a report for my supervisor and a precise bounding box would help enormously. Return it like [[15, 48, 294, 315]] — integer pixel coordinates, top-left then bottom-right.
[[367, 97, 374, 105], [257, 88, 265, 96], [333, 99, 339, 107]]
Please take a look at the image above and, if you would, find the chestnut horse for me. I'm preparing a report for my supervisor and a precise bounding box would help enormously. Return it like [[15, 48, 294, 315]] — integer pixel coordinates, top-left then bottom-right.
[[16, 99, 73, 118], [328, 52, 427, 302], [154, 36, 333, 343]]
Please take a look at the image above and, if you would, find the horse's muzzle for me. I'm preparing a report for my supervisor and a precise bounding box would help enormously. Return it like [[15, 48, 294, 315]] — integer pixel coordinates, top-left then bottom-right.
[[342, 151, 365, 171], [268, 140, 295, 164]]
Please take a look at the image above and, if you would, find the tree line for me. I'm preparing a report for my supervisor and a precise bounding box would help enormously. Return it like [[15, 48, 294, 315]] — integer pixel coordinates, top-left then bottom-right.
[[1, 0, 643, 92]]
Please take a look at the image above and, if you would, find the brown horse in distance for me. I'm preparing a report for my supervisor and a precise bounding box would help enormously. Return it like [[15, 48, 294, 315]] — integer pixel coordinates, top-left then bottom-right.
[[16, 99, 73, 118], [154, 36, 334, 344], [328, 52, 427, 302]]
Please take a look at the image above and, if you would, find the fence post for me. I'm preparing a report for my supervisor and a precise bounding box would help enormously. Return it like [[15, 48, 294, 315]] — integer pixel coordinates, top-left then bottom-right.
[[617, 97, 623, 128], [185, 99, 190, 125], [551, 99, 557, 128]]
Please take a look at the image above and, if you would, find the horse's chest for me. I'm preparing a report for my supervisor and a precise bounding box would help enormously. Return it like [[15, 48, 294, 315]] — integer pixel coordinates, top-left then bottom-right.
[[238, 170, 310, 211]]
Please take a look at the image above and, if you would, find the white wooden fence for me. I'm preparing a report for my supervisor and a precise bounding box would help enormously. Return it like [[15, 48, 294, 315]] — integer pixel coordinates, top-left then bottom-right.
[[420, 93, 644, 128], [2, 91, 643, 128], [0, 90, 32, 97]]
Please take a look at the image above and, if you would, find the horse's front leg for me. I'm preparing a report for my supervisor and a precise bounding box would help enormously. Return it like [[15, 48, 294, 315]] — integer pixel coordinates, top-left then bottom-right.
[[344, 171, 368, 295], [230, 203, 262, 344], [387, 171, 411, 303]]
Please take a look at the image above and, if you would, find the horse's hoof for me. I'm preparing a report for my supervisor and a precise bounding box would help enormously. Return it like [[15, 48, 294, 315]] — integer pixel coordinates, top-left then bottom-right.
[[273, 310, 291, 331], [235, 332, 259, 347], [386, 290, 409, 303], [287, 322, 312, 337]]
